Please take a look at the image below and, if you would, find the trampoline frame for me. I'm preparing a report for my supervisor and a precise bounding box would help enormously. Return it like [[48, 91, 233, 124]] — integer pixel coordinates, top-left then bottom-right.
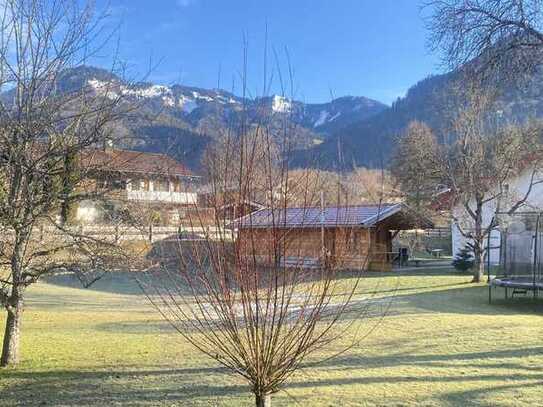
[[488, 211, 543, 303]]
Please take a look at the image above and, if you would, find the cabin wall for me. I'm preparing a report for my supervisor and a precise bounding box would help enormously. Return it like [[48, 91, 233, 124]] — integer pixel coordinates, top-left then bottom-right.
[[237, 226, 393, 271], [368, 226, 393, 272], [237, 228, 324, 266]]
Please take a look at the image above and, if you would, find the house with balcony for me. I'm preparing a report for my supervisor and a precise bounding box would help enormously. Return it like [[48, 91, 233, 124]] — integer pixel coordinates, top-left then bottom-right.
[[75, 147, 203, 225]]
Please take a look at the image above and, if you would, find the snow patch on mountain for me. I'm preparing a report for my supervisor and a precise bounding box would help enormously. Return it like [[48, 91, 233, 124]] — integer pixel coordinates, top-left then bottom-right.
[[162, 95, 176, 107], [272, 95, 291, 113], [192, 91, 214, 102], [179, 95, 198, 113], [314, 110, 329, 127], [127, 84, 171, 98], [313, 111, 342, 127], [214, 93, 240, 105], [87, 79, 120, 100], [329, 112, 341, 121], [88, 78, 213, 111], [88, 79, 175, 101]]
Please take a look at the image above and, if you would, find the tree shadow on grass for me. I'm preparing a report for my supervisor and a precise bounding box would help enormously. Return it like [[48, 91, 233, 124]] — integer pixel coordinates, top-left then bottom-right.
[[437, 379, 543, 407], [285, 373, 543, 406], [95, 320, 175, 334], [386, 284, 543, 316], [1, 366, 248, 406], [307, 345, 543, 371], [42, 272, 144, 296], [4, 357, 542, 406], [335, 284, 543, 330], [292, 345, 543, 405]]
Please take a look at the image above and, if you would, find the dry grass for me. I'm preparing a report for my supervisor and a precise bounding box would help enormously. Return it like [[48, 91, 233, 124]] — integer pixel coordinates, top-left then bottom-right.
[[0, 268, 542, 406]]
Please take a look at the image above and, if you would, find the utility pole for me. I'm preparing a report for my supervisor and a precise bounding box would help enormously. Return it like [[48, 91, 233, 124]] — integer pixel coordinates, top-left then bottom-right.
[[321, 190, 325, 261]]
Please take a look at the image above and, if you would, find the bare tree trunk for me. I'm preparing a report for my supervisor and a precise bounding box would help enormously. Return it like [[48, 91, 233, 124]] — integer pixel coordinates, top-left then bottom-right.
[[473, 199, 484, 283], [472, 248, 485, 283], [1, 232, 26, 367], [255, 393, 271, 407], [1, 293, 23, 367]]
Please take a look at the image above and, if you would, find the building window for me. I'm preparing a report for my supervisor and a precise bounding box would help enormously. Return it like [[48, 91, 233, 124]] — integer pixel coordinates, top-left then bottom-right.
[[155, 179, 169, 192], [105, 179, 126, 190], [143, 179, 150, 191], [170, 210, 179, 223], [170, 209, 186, 224], [130, 179, 141, 191], [173, 180, 182, 193]]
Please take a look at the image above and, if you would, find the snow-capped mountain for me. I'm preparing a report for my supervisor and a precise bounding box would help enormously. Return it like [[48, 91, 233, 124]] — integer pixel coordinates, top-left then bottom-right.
[[254, 94, 387, 135], [50, 66, 387, 169], [84, 72, 245, 117], [57, 63, 543, 172]]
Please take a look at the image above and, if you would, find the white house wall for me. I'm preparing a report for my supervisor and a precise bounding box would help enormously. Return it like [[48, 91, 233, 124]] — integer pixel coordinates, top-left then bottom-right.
[[451, 169, 543, 265], [76, 200, 102, 224]]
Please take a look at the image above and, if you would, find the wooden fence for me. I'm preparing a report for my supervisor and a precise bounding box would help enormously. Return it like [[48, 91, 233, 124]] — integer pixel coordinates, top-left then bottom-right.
[[10, 224, 233, 244], [399, 227, 451, 239]]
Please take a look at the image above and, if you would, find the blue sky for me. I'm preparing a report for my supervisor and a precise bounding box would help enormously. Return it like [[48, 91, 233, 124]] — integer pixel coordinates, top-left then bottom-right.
[[95, 0, 440, 105]]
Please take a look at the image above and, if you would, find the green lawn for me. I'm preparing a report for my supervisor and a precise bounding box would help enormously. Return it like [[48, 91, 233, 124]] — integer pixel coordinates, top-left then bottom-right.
[[1, 269, 543, 406]]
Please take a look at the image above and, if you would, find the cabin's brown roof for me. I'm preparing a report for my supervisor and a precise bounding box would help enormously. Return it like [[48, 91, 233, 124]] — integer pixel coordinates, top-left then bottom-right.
[[81, 148, 195, 178]]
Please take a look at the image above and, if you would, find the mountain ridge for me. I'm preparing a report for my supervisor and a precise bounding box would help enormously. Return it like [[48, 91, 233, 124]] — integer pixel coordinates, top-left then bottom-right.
[[28, 64, 543, 172], [56, 65, 388, 170], [293, 67, 543, 169]]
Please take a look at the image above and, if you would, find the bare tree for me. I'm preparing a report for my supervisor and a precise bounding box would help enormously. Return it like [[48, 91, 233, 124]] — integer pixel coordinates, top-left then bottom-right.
[[140, 57, 395, 404], [391, 120, 445, 215], [426, 0, 543, 78], [0, 0, 131, 366], [343, 167, 399, 205], [392, 81, 543, 282], [141, 147, 386, 406]]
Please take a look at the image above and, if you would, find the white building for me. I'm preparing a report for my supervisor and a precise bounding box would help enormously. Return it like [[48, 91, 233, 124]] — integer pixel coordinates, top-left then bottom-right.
[[74, 147, 200, 225], [451, 168, 543, 265]]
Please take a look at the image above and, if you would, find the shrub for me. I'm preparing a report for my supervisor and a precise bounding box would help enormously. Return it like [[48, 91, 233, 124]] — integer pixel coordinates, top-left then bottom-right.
[[452, 247, 474, 272]]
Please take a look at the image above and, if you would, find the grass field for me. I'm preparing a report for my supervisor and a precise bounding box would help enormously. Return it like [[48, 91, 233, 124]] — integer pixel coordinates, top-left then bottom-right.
[[1, 268, 542, 406]]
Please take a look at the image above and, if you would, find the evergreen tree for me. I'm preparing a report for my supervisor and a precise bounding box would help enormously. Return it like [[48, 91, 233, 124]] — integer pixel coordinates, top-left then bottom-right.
[[452, 246, 474, 272]]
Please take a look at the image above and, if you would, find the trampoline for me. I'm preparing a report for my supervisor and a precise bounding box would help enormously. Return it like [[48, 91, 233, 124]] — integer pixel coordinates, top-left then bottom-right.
[[488, 212, 543, 303]]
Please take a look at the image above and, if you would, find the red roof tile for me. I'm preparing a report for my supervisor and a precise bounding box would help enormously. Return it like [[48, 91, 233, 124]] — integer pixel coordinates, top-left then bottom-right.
[[81, 148, 195, 178]]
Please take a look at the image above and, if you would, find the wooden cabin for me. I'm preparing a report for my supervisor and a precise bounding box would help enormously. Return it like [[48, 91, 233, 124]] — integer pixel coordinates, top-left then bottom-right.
[[234, 203, 433, 271]]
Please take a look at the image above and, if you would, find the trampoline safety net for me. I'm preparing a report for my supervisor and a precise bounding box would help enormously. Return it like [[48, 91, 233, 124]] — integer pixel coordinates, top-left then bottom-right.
[[490, 212, 543, 301]]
